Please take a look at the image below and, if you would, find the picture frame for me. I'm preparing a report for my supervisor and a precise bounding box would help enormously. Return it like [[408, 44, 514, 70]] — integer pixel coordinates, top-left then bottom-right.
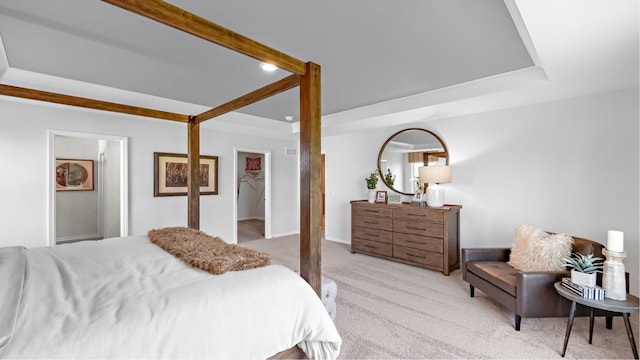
[[387, 193, 402, 204], [56, 158, 94, 191], [154, 152, 218, 197], [413, 192, 423, 201], [375, 190, 388, 204]]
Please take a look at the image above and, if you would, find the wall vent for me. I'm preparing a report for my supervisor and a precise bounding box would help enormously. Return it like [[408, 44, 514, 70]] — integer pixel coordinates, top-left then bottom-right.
[[285, 147, 298, 156]]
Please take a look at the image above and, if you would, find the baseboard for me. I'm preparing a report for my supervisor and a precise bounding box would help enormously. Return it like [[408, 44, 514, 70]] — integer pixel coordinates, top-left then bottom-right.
[[57, 234, 103, 244], [56, 234, 104, 244], [269, 231, 299, 238], [324, 237, 350, 245], [237, 217, 265, 221]]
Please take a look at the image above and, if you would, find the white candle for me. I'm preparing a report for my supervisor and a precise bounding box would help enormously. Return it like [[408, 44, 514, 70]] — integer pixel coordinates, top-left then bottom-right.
[[607, 230, 624, 252]]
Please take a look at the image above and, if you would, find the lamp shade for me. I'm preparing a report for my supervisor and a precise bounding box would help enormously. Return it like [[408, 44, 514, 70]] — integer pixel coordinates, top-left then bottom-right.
[[418, 165, 451, 184]]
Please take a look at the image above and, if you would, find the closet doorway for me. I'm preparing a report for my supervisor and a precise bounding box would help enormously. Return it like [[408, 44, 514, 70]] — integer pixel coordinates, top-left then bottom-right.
[[47, 130, 128, 246], [234, 149, 271, 244]]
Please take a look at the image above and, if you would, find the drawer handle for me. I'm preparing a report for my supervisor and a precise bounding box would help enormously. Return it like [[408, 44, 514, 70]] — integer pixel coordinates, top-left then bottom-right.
[[406, 213, 423, 217], [407, 226, 426, 231], [364, 233, 380, 237], [364, 221, 380, 225], [364, 244, 379, 249], [363, 210, 381, 213], [407, 240, 423, 244], [406, 253, 424, 259]]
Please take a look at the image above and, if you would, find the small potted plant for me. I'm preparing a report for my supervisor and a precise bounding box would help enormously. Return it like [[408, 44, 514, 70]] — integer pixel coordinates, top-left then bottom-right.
[[384, 169, 396, 186], [563, 252, 604, 287], [365, 170, 379, 203]]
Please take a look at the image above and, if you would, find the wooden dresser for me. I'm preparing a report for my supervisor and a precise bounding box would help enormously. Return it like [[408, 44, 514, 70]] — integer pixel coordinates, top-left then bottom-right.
[[350, 201, 461, 275]]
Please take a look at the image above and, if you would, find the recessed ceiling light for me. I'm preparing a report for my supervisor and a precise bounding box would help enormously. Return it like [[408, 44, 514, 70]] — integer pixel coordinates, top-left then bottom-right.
[[285, 116, 294, 121], [259, 62, 277, 72]]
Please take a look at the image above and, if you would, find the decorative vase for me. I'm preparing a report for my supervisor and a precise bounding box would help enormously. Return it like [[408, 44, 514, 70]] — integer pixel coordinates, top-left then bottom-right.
[[367, 189, 376, 203], [602, 248, 627, 300], [571, 269, 596, 288]]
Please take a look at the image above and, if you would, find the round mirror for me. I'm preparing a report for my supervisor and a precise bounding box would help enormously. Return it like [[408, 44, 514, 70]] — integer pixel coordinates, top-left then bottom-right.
[[377, 128, 449, 195]]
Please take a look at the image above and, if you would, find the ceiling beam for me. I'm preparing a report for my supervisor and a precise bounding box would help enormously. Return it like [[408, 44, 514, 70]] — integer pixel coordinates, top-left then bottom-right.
[[194, 74, 300, 124], [103, 0, 307, 75], [0, 84, 189, 122]]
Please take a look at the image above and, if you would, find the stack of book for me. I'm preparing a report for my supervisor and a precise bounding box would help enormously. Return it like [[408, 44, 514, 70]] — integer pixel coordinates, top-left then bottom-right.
[[561, 277, 606, 300]]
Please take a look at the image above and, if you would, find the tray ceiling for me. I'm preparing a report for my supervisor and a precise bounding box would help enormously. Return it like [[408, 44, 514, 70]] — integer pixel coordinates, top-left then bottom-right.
[[0, 0, 533, 122]]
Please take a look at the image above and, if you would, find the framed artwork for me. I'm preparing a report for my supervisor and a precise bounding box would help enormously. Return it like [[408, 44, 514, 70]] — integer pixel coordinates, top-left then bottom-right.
[[245, 157, 261, 171], [388, 193, 402, 204], [375, 190, 388, 204], [154, 152, 218, 197], [56, 159, 94, 191], [245, 156, 262, 177]]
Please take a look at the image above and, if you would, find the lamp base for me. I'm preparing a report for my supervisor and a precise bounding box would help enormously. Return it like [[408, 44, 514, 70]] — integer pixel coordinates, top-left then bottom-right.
[[425, 183, 445, 208]]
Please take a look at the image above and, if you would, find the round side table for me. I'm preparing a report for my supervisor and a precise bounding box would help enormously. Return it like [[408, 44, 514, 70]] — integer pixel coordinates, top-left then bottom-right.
[[554, 282, 639, 359]]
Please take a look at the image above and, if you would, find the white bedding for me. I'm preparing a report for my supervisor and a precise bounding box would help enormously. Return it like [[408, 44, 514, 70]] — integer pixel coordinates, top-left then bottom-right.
[[0, 236, 341, 359]]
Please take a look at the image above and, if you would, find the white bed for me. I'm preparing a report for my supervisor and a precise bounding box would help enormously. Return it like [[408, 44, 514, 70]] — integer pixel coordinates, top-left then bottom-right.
[[0, 236, 341, 359]]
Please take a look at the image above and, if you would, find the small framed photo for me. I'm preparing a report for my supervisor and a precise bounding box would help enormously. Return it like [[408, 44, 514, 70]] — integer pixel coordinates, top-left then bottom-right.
[[413, 192, 423, 201], [388, 193, 402, 204], [56, 158, 94, 191], [375, 190, 388, 204]]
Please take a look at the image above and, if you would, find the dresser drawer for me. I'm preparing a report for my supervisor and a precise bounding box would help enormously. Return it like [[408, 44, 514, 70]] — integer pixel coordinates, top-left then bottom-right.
[[352, 238, 393, 257], [394, 208, 443, 223], [394, 219, 443, 238], [353, 215, 393, 230], [353, 227, 392, 244], [393, 245, 443, 270], [393, 232, 443, 253], [350, 201, 461, 276], [353, 205, 394, 218]]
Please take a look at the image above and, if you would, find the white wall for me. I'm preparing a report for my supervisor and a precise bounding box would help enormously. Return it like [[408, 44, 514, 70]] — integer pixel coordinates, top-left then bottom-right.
[[0, 98, 299, 249], [323, 88, 639, 295]]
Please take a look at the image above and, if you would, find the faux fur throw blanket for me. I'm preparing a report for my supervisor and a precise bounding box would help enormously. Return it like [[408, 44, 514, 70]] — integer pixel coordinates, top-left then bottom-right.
[[148, 227, 270, 275]]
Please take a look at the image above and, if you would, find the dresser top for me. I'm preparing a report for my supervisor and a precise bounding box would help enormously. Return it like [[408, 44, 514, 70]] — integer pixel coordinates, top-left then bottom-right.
[[350, 200, 461, 211]]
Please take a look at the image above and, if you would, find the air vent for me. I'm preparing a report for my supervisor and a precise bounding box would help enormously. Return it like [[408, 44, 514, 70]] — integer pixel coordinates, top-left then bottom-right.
[[285, 147, 298, 156]]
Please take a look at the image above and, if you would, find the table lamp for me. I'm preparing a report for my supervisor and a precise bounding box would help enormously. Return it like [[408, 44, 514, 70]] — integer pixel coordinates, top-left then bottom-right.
[[418, 165, 451, 208]]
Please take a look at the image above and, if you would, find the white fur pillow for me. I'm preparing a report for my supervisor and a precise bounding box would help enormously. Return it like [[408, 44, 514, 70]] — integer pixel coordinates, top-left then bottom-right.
[[508, 224, 573, 271]]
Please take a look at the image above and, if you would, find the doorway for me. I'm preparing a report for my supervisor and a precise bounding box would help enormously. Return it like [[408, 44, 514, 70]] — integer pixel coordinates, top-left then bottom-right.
[[47, 130, 128, 246], [234, 148, 271, 244]]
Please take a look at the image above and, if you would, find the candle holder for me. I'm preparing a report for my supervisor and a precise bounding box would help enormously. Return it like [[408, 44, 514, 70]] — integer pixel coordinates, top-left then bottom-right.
[[602, 248, 627, 301]]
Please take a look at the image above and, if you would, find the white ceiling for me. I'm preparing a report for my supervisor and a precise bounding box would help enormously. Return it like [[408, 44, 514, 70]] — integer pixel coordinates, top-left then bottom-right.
[[0, 0, 637, 135]]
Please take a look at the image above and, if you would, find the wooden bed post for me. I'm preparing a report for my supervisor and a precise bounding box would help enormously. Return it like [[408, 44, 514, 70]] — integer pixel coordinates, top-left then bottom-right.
[[188, 116, 200, 229], [299, 62, 322, 296]]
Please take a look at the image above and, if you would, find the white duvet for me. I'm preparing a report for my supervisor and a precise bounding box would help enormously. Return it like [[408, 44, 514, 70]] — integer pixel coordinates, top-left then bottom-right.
[[0, 236, 341, 359]]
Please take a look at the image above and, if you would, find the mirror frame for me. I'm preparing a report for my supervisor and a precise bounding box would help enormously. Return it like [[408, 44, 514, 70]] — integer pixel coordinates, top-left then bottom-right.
[[377, 128, 449, 196]]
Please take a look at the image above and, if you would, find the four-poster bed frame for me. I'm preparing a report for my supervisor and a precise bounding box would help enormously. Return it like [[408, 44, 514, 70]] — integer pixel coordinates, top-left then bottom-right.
[[0, 0, 322, 296]]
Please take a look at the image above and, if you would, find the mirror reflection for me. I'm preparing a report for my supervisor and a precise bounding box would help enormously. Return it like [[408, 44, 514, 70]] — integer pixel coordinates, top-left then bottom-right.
[[377, 128, 449, 195]]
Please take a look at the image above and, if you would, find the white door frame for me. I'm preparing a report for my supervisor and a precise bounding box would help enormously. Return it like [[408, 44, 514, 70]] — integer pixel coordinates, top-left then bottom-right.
[[233, 148, 271, 244], [47, 130, 129, 246]]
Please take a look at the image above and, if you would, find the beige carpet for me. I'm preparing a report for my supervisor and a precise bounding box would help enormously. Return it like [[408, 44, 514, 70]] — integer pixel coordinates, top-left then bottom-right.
[[243, 235, 639, 359], [237, 219, 265, 243]]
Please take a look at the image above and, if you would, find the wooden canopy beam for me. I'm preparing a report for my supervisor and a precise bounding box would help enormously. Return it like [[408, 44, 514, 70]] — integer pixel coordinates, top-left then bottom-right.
[[299, 62, 322, 296], [194, 74, 300, 124], [103, 0, 307, 75], [187, 116, 200, 229], [0, 84, 189, 122]]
